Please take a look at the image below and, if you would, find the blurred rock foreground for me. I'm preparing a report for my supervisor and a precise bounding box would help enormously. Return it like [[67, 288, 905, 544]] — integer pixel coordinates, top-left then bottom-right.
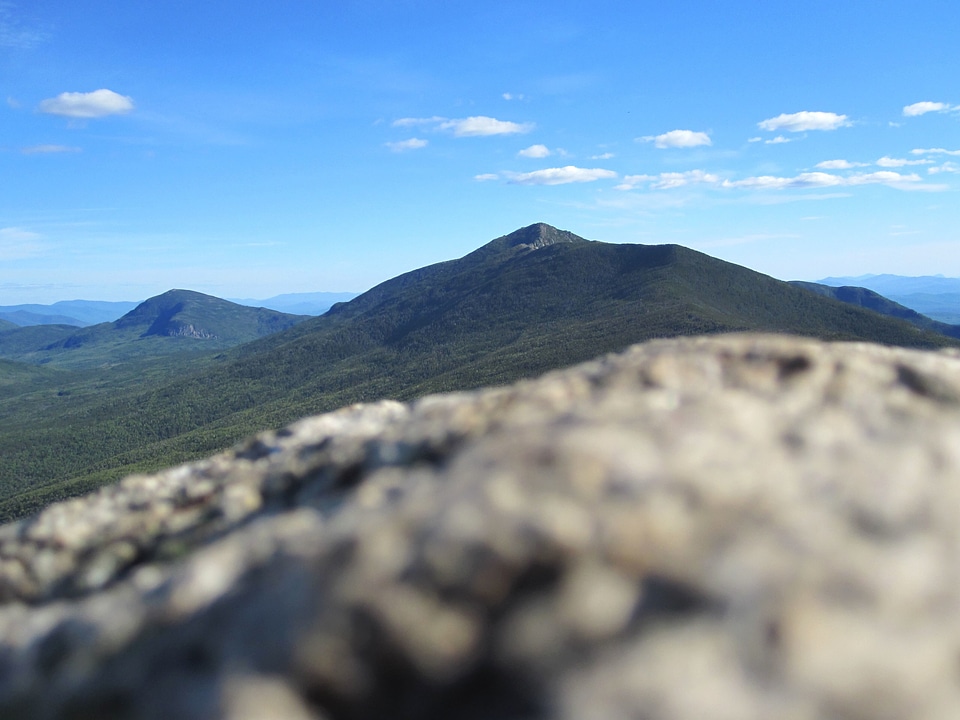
[[2, 333, 960, 719]]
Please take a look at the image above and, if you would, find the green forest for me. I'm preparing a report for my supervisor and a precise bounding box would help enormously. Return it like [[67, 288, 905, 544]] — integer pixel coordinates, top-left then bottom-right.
[[2, 225, 958, 522]]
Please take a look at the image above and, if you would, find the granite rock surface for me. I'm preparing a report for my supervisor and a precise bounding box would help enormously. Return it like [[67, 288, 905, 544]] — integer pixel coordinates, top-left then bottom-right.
[[2, 334, 960, 719]]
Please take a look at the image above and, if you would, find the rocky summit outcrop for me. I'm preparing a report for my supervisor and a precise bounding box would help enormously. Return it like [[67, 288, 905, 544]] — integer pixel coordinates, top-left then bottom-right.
[[3, 333, 960, 720]]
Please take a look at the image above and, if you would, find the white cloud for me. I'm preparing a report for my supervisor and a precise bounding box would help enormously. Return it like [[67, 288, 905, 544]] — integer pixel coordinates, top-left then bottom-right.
[[876, 156, 933, 167], [640, 129, 712, 149], [845, 171, 924, 186], [758, 111, 849, 132], [751, 135, 793, 145], [38, 89, 134, 118], [654, 170, 720, 188], [393, 116, 446, 127], [903, 101, 958, 117], [929, 162, 960, 175], [502, 93, 525, 101], [385, 138, 428, 152], [614, 164, 937, 194], [441, 116, 534, 137], [722, 170, 923, 190], [614, 174, 656, 190], [816, 159, 868, 170], [393, 115, 533, 137], [723, 173, 841, 190], [505, 166, 617, 185], [474, 173, 500, 182], [591, 152, 615, 159], [616, 170, 720, 191], [518, 144, 551, 158], [911, 147, 960, 156]]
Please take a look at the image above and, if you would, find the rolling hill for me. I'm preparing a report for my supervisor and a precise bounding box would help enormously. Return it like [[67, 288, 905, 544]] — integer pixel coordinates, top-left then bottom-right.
[[2, 223, 957, 521], [0, 289, 309, 370], [0, 300, 141, 327], [0, 310, 86, 327], [817, 274, 960, 324], [790, 282, 960, 340]]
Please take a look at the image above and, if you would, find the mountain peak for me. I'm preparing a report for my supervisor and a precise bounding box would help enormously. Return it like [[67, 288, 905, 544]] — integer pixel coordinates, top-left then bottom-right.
[[468, 223, 590, 262], [500, 223, 590, 250], [109, 289, 306, 341]]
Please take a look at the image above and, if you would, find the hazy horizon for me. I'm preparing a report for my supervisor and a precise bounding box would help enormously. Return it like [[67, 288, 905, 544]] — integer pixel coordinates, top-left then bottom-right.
[[3, 1, 959, 305], [4, 258, 960, 310]]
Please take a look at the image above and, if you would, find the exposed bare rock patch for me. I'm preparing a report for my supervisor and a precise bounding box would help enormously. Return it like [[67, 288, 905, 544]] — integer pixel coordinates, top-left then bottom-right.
[[2, 333, 960, 719]]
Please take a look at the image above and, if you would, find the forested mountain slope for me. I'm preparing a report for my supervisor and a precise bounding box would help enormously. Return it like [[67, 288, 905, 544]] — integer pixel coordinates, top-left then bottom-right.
[[2, 224, 956, 521], [0, 289, 308, 370]]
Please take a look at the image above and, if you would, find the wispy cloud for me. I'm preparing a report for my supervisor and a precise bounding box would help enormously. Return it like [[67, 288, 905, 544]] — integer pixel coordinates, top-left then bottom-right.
[[393, 115, 533, 137], [616, 170, 719, 191], [748, 136, 793, 144], [474, 173, 499, 182], [816, 159, 868, 170], [903, 101, 959, 117], [616, 168, 932, 192], [758, 111, 850, 132], [888, 225, 921, 237], [392, 116, 446, 128], [876, 156, 933, 168], [0, 2, 48, 49], [911, 147, 960, 157], [21, 144, 81, 155], [591, 152, 614, 160], [485, 166, 617, 185], [518, 144, 551, 158], [502, 92, 525, 101], [385, 138, 428, 152], [722, 170, 923, 190], [442, 116, 533, 137], [38, 89, 135, 118], [639, 129, 711, 149], [0, 227, 45, 260], [929, 162, 959, 175]]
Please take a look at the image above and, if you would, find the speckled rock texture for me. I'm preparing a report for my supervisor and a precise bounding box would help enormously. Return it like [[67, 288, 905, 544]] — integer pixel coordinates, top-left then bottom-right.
[[2, 333, 960, 720]]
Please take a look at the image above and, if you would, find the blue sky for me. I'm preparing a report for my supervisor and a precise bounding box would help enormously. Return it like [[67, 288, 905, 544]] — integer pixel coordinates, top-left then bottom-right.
[[2, 0, 959, 303]]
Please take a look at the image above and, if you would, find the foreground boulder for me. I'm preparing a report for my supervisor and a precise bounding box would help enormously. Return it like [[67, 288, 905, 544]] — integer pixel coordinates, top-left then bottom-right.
[[2, 333, 960, 720]]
